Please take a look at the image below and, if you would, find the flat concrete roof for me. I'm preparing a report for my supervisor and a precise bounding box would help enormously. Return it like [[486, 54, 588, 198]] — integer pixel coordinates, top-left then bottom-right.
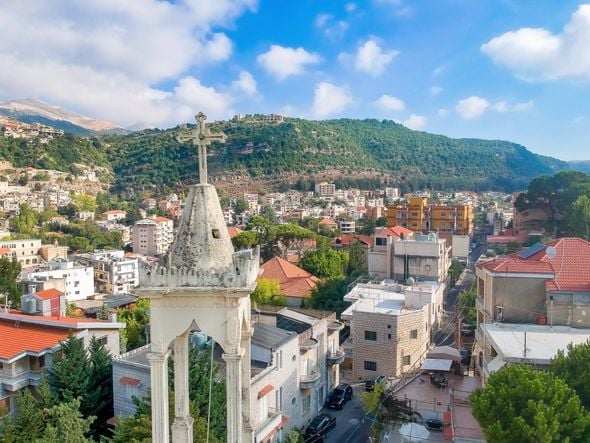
[[341, 296, 406, 317], [483, 323, 590, 365]]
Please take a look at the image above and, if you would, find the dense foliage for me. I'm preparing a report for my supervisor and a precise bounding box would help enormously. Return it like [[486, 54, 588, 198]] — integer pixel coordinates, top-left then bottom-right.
[[471, 364, 590, 443], [552, 340, 590, 410], [103, 118, 568, 195], [0, 134, 108, 174]]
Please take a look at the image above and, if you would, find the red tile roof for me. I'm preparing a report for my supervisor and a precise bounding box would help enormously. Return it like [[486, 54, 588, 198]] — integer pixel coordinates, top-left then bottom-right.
[[34, 288, 63, 300], [260, 257, 320, 299], [0, 247, 11, 255], [376, 226, 414, 238], [478, 238, 590, 292], [227, 226, 242, 238], [319, 218, 338, 226], [155, 216, 172, 223], [331, 235, 373, 247], [0, 320, 74, 361]]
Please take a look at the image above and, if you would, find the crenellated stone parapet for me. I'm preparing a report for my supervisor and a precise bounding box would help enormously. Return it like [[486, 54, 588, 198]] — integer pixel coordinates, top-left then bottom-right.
[[139, 246, 259, 290]]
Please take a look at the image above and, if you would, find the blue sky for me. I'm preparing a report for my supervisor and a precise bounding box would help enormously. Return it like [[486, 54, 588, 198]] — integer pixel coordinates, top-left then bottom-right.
[[0, 0, 588, 160]]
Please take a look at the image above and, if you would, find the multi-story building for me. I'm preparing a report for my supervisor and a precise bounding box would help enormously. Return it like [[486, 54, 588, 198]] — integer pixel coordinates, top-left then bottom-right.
[[342, 280, 444, 380], [474, 238, 590, 381], [337, 219, 355, 234], [20, 258, 94, 301], [386, 197, 473, 235], [73, 250, 139, 294], [0, 238, 42, 266], [102, 210, 127, 222], [0, 299, 123, 414], [314, 182, 336, 199], [112, 307, 343, 439], [132, 216, 174, 256], [368, 231, 451, 284]]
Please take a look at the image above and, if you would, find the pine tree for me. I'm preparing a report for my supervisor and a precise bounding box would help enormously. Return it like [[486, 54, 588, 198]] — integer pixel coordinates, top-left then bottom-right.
[[86, 336, 114, 438], [39, 399, 94, 443], [4, 389, 44, 442], [46, 333, 91, 404]]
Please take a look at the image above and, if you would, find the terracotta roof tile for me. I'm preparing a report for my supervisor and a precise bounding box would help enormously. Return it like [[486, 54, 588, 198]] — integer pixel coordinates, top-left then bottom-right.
[[227, 226, 242, 238], [260, 257, 320, 298], [0, 320, 73, 361], [477, 238, 590, 292], [155, 216, 172, 223], [34, 288, 63, 300]]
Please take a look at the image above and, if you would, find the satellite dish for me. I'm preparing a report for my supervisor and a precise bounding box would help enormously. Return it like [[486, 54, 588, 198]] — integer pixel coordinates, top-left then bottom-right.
[[546, 246, 557, 260]]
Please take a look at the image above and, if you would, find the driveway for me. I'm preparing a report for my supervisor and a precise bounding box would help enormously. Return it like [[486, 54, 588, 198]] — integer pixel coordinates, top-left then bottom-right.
[[323, 383, 371, 443]]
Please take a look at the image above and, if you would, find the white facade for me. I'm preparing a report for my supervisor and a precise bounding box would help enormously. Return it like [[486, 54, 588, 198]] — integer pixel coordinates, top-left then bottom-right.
[[74, 250, 139, 294], [21, 259, 94, 301], [0, 238, 42, 265], [315, 182, 336, 198]]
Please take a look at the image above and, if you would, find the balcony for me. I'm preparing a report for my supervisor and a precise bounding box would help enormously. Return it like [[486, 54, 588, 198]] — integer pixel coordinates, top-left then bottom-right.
[[300, 366, 321, 389], [326, 348, 345, 366], [299, 337, 319, 352], [255, 407, 282, 440], [327, 320, 345, 332]]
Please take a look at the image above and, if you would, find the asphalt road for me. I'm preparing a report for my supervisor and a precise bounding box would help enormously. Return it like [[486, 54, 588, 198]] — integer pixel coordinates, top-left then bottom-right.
[[322, 383, 372, 443]]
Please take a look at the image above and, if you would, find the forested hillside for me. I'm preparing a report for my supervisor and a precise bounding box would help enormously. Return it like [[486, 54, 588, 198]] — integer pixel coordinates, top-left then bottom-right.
[[104, 118, 567, 195], [0, 134, 109, 174]]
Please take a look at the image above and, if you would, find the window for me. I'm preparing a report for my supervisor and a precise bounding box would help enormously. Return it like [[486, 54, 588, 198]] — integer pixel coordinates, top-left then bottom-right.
[[410, 329, 418, 339], [302, 395, 311, 414], [402, 355, 411, 366], [259, 394, 268, 419], [97, 336, 108, 345], [291, 397, 296, 405], [387, 325, 391, 329], [126, 384, 139, 398], [375, 237, 387, 246], [364, 330, 377, 341], [387, 333, 392, 340], [364, 361, 377, 371]]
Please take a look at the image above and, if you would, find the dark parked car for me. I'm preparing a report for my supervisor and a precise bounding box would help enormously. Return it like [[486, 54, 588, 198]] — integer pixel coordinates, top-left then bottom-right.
[[325, 383, 353, 409], [426, 418, 444, 431], [304, 413, 336, 441], [461, 323, 476, 336], [365, 374, 387, 392], [460, 348, 472, 366]]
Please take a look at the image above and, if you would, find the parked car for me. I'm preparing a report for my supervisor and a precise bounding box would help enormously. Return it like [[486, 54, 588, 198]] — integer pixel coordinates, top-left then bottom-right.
[[365, 374, 388, 392], [325, 383, 353, 409], [304, 413, 336, 441], [426, 418, 444, 431], [461, 323, 476, 336], [460, 348, 472, 366]]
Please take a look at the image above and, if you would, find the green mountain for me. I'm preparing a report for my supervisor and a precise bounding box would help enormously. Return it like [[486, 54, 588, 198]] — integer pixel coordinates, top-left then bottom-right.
[[105, 118, 568, 195], [569, 161, 590, 175]]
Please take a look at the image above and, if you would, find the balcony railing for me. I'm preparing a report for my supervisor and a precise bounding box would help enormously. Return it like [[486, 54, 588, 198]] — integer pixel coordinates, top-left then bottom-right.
[[327, 320, 345, 332], [300, 366, 321, 389], [255, 407, 282, 440], [299, 337, 319, 352], [326, 348, 345, 366]]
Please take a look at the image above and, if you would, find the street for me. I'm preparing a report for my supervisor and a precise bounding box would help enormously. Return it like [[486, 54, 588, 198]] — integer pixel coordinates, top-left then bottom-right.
[[322, 382, 372, 443]]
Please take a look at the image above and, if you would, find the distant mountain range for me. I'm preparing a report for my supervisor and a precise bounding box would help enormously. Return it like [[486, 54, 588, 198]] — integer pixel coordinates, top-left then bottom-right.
[[0, 99, 128, 135]]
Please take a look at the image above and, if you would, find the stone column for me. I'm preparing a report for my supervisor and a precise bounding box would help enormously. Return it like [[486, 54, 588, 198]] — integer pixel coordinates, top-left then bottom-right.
[[172, 333, 194, 443], [148, 350, 170, 443], [240, 330, 253, 442], [222, 349, 245, 443]]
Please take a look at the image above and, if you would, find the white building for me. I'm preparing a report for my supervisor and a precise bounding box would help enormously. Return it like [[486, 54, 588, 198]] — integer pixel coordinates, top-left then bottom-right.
[[337, 219, 356, 234], [315, 182, 336, 199], [74, 250, 139, 294], [132, 216, 174, 256], [21, 258, 94, 301]]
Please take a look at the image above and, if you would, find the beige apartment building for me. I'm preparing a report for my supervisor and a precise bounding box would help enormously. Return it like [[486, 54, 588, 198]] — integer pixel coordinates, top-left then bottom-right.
[[342, 281, 444, 380], [132, 216, 174, 256]]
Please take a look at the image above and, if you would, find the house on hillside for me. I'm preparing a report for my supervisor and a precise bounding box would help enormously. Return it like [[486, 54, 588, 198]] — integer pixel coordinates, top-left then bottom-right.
[[260, 257, 320, 307]]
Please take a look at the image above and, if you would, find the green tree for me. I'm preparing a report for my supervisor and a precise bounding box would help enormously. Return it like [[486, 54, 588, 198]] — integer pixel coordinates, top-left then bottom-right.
[[4, 388, 45, 442], [10, 204, 37, 235], [449, 259, 465, 287], [71, 194, 98, 212], [0, 257, 21, 308], [569, 195, 590, 240], [232, 230, 259, 250], [458, 289, 477, 325], [232, 198, 248, 217], [284, 428, 304, 443], [259, 204, 278, 223], [39, 399, 94, 443], [86, 336, 113, 438], [250, 278, 286, 306], [552, 340, 590, 410], [299, 247, 344, 279], [47, 333, 91, 405], [360, 383, 384, 415], [273, 223, 315, 260], [69, 236, 91, 252], [470, 364, 590, 443]]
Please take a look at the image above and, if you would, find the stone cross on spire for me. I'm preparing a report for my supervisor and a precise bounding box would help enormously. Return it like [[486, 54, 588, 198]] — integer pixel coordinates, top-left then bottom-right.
[[176, 112, 227, 184]]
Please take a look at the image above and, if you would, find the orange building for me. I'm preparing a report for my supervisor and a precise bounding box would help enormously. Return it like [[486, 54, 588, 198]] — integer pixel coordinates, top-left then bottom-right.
[[386, 197, 473, 235]]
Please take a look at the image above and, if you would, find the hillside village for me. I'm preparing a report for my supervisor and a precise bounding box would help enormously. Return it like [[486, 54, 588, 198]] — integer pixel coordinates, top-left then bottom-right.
[[0, 123, 588, 443]]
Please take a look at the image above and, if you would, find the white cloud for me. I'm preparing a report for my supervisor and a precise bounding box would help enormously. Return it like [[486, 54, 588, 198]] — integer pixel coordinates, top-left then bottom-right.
[[345, 3, 357, 12], [353, 39, 398, 76], [230, 71, 258, 97], [403, 114, 426, 130], [375, 94, 405, 111], [572, 116, 585, 125], [257, 45, 321, 80], [481, 4, 590, 79], [432, 65, 448, 77], [430, 86, 444, 96], [0, 0, 257, 127], [513, 100, 534, 111], [437, 108, 449, 117], [315, 13, 348, 39], [455, 96, 490, 119], [492, 99, 534, 113], [310, 82, 353, 118]]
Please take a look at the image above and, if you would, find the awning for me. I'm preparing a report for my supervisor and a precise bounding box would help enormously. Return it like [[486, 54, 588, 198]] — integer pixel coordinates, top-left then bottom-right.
[[258, 384, 274, 398], [119, 376, 141, 386], [486, 356, 506, 374], [427, 346, 461, 361], [420, 358, 453, 372]]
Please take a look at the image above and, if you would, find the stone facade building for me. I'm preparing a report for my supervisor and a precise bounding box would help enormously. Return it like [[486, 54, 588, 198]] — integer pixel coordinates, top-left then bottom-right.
[[74, 250, 139, 294], [132, 216, 174, 256]]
